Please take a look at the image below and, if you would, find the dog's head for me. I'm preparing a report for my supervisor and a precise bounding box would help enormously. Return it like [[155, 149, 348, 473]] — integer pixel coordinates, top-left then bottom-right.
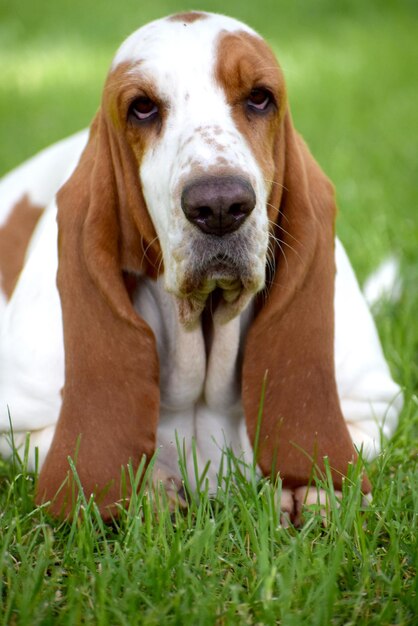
[[121, 14, 286, 324], [81, 13, 287, 325]]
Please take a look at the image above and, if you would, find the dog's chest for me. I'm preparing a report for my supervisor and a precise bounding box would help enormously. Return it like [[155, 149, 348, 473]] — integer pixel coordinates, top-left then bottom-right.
[[133, 278, 254, 487], [134, 277, 252, 409]]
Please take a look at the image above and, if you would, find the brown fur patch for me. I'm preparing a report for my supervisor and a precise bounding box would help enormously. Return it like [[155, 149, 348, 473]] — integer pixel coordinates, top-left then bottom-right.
[[0, 195, 43, 298], [215, 31, 287, 203], [36, 60, 162, 519], [103, 62, 163, 274], [169, 12, 207, 24]]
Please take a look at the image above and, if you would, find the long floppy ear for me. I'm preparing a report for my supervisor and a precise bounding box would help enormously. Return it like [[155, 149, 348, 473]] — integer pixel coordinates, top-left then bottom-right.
[[36, 110, 161, 518], [243, 110, 370, 493]]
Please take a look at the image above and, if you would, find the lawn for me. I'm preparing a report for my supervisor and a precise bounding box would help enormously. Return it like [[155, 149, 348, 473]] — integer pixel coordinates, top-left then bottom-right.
[[0, 0, 417, 624]]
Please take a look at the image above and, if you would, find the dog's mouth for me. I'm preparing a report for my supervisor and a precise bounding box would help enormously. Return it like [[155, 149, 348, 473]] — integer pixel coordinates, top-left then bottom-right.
[[176, 255, 257, 327]]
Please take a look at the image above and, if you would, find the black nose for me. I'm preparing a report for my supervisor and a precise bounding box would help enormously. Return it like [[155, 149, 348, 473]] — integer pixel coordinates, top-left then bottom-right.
[[181, 176, 256, 236]]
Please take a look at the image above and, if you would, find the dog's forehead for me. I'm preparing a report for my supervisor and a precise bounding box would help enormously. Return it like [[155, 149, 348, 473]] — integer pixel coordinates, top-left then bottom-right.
[[112, 12, 260, 73]]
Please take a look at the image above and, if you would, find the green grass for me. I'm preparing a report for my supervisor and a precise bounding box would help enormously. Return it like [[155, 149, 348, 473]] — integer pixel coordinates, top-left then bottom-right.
[[1, 0, 417, 624], [0, 440, 416, 625]]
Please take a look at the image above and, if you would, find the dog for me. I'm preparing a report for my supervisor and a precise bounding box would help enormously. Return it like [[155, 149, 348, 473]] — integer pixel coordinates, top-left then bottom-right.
[[0, 12, 402, 520]]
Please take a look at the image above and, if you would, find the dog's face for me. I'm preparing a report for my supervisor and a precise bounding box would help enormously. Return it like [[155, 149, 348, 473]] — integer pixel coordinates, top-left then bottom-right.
[[106, 12, 286, 325]]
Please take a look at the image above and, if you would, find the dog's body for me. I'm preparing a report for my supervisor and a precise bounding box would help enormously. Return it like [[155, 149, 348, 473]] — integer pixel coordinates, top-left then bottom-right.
[[0, 13, 402, 518]]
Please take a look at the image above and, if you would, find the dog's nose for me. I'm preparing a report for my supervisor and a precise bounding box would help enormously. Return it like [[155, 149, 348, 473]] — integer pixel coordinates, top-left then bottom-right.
[[181, 176, 256, 236]]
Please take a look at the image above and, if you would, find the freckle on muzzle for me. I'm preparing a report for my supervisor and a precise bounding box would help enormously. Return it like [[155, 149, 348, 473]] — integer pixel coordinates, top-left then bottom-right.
[[181, 175, 256, 236]]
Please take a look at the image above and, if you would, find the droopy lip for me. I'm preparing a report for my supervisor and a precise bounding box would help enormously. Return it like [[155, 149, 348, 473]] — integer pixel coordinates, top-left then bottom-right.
[[180, 254, 243, 294], [175, 277, 256, 327]]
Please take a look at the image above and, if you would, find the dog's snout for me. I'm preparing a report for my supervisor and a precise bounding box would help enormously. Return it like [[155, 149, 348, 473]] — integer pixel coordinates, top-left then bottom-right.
[[181, 176, 256, 236]]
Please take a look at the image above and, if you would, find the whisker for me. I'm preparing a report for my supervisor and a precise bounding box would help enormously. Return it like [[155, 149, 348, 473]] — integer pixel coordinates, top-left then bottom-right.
[[267, 214, 303, 248], [264, 179, 288, 192], [140, 234, 160, 266], [266, 201, 291, 226], [265, 243, 276, 281], [157, 252, 164, 276], [265, 201, 290, 226], [272, 237, 289, 276], [269, 229, 303, 265]]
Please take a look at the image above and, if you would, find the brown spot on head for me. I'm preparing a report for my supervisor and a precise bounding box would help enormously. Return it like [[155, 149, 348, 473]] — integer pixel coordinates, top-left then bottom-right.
[[105, 61, 166, 162], [0, 195, 43, 299], [169, 11, 208, 24], [100, 61, 165, 273], [216, 156, 229, 166], [215, 31, 287, 200]]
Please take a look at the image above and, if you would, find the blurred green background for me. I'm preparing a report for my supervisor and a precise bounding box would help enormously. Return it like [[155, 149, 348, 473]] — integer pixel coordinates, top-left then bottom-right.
[[1, 0, 417, 284]]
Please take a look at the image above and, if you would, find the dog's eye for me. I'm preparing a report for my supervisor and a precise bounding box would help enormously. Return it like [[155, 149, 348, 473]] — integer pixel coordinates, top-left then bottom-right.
[[129, 97, 159, 122], [247, 88, 272, 112]]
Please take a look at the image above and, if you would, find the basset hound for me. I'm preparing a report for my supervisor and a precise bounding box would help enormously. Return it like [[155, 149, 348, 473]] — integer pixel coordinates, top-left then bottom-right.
[[0, 12, 402, 520]]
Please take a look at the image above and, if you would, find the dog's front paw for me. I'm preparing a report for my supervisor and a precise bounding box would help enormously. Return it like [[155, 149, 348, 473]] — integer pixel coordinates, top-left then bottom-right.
[[277, 486, 343, 527], [293, 486, 343, 527], [151, 464, 187, 511]]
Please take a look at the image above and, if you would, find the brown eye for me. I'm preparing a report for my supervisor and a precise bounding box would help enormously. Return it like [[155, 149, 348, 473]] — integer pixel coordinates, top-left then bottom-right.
[[247, 88, 272, 112], [129, 96, 159, 121]]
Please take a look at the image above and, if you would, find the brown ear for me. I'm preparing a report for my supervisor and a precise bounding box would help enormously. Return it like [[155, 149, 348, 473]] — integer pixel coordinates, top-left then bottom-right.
[[243, 110, 370, 493], [36, 111, 161, 519]]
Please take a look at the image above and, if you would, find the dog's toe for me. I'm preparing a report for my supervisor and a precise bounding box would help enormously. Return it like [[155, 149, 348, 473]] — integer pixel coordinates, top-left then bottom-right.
[[293, 486, 343, 527], [152, 465, 187, 510]]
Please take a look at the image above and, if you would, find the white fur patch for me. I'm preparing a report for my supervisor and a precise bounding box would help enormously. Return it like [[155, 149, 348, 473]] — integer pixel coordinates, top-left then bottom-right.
[[0, 130, 88, 228], [112, 14, 259, 70]]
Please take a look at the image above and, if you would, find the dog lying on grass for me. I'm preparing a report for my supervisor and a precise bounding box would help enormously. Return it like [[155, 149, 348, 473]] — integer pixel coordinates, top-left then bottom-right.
[[0, 12, 402, 521]]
